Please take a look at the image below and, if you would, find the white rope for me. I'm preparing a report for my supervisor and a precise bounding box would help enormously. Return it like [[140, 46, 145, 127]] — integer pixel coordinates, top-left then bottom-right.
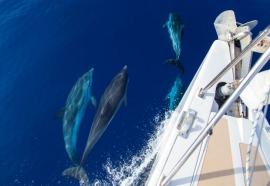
[[245, 84, 270, 186]]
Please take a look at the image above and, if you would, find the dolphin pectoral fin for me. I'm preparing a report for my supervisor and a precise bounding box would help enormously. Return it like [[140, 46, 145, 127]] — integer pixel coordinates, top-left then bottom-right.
[[90, 94, 97, 108], [53, 107, 66, 120], [163, 59, 185, 74], [163, 22, 168, 28], [165, 92, 170, 100], [62, 166, 89, 184], [123, 94, 128, 109]]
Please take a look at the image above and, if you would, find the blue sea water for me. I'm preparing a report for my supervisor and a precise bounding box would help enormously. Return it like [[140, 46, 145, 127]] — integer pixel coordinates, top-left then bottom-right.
[[0, 0, 270, 185]]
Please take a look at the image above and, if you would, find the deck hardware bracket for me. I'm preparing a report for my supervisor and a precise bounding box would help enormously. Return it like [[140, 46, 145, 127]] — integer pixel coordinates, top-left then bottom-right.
[[177, 111, 187, 130], [178, 109, 197, 139], [198, 88, 204, 98]]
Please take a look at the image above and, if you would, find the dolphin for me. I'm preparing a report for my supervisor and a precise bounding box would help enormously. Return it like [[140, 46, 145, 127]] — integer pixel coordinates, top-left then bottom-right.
[[166, 76, 184, 110], [163, 12, 185, 74], [54, 68, 97, 166], [62, 66, 129, 183]]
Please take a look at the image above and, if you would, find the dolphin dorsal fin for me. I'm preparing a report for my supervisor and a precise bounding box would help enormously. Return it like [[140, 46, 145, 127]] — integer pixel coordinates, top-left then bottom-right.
[[53, 107, 66, 120], [90, 94, 97, 108], [123, 93, 128, 109]]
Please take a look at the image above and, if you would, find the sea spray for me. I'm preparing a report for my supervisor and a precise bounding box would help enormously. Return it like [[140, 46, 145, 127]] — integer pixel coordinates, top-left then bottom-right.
[[90, 110, 175, 186]]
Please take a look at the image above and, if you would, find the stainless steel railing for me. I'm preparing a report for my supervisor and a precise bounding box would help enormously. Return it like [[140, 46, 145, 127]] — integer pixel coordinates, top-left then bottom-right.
[[161, 27, 270, 186], [198, 24, 270, 98]]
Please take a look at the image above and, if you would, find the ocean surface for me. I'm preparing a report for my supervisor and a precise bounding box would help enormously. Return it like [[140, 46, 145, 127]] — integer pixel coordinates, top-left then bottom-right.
[[0, 0, 270, 185]]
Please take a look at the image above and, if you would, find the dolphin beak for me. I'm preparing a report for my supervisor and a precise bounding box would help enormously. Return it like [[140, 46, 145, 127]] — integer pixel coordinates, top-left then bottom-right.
[[123, 66, 127, 70], [89, 68, 94, 72]]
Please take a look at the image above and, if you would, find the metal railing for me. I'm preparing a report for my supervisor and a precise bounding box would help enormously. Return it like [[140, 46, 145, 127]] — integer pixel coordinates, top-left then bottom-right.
[[198, 24, 270, 98], [161, 38, 270, 186]]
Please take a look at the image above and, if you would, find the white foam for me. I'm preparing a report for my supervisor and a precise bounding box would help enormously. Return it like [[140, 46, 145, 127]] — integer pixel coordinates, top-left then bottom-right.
[[92, 111, 173, 186]]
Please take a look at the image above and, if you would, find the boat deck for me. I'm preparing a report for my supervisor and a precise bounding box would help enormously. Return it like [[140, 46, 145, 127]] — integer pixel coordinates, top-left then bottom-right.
[[198, 118, 270, 186]]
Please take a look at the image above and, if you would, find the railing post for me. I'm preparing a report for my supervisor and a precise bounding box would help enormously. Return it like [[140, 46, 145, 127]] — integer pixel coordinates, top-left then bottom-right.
[[199, 25, 270, 98], [161, 45, 270, 186]]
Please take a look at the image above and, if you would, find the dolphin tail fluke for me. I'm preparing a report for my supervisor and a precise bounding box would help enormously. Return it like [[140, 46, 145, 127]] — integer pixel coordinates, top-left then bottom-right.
[[163, 59, 185, 74], [62, 166, 90, 185]]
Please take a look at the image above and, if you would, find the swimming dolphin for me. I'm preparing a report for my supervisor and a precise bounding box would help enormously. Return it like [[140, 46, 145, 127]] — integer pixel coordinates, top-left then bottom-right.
[[163, 12, 185, 74], [62, 66, 129, 183], [54, 68, 97, 166], [166, 76, 184, 110]]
